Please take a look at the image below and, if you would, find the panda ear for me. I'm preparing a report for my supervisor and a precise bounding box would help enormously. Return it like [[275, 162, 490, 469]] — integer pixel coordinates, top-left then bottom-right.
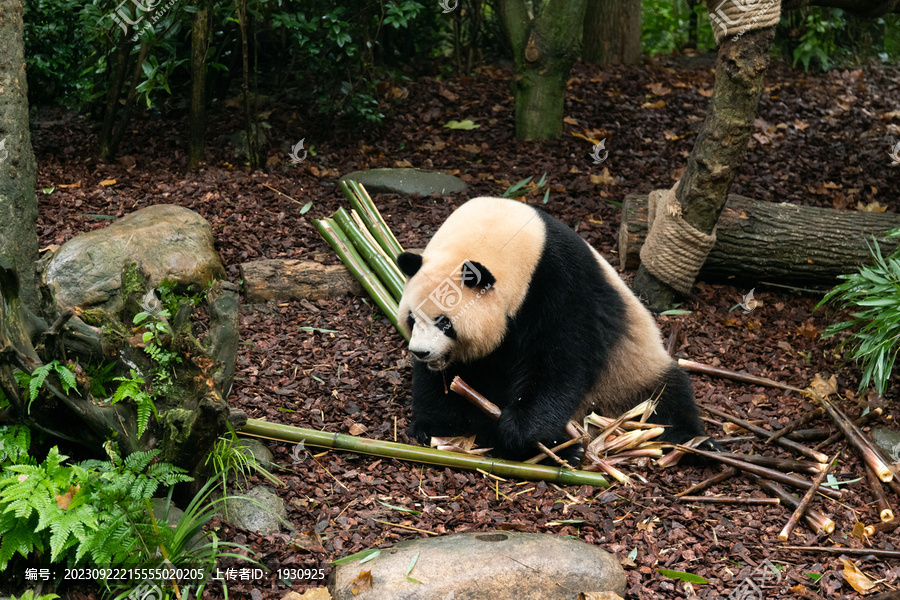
[[461, 261, 496, 289], [397, 252, 423, 277]]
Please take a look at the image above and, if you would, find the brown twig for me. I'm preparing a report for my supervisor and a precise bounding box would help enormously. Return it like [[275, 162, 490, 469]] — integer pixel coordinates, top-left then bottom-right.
[[699, 403, 830, 464], [766, 407, 824, 443], [818, 396, 893, 482], [779, 452, 839, 541], [713, 451, 824, 475], [678, 496, 779, 505], [678, 359, 805, 393], [865, 464, 895, 523], [676, 467, 738, 497], [677, 445, 842, 500], [813, 407, 882, 451], [753, 477, 835, 534], [779, 546, 900, 559], [786, 428, 832, 442]]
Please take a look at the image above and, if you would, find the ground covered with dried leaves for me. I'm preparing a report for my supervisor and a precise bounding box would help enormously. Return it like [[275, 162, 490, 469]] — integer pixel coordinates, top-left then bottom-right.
[[33, 55, 900, 599]]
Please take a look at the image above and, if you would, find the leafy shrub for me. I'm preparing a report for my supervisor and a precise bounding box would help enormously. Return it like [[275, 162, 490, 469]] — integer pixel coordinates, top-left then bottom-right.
[[642, 0, 715, 56], [0, 426, 253, 598], [819, 233, 900, 396]]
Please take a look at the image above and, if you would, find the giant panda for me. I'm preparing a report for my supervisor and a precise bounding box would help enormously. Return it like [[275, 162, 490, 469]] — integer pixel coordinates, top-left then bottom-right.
[[396, 196, 712, 462]]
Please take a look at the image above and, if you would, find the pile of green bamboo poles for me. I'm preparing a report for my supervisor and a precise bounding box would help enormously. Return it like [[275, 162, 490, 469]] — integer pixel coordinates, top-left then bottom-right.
[[313, 181, 408, 339]]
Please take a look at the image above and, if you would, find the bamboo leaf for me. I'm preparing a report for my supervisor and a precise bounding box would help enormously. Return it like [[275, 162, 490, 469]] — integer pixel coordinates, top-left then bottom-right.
[[657, 569, 708, 584]]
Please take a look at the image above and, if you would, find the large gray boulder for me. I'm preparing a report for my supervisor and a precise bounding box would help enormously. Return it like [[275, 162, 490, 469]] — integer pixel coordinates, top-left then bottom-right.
[[45, 204, 225, 311], [329, 531, 626, 600], [340, 168, 467, 196]]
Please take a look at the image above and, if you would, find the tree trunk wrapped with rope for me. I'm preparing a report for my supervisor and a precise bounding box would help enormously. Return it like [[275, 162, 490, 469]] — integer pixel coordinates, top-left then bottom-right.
[[632, 0, 779, 307]]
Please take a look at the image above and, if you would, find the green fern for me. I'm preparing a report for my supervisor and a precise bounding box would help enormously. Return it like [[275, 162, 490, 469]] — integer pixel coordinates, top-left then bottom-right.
[[111, 372, 157, 438], [18, 360, 79, 410], [0, 424, 32, 464]]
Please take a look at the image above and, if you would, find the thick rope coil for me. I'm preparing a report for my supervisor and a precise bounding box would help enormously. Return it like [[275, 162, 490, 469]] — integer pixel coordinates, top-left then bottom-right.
[[706, 0, 781, 44], [639, 185, 716, 295]]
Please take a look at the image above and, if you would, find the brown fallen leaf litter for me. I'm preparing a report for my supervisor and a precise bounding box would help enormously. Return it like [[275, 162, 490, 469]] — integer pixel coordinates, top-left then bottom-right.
[[32, 55, 900, 599]]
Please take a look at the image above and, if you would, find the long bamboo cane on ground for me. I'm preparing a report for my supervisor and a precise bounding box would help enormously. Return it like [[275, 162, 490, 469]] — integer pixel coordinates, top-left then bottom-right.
[[239, 419, 609, 488], [817, 395, 893, 482], [813, 407, 882, 451], [699, 403, 829, 464], [675, 445, 842, 500], [332, 208, 405, 302], [677, 359, 805, 393]]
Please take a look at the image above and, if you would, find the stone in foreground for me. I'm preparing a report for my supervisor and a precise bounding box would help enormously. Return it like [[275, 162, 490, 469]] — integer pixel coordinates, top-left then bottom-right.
[[45, 204, 225, 311], [340, 168, 467, 196], [329, 531, 626, 600]]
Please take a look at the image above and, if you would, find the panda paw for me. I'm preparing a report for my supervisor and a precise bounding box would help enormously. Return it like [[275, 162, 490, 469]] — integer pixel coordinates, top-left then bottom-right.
[[406, 421, 432, 445]]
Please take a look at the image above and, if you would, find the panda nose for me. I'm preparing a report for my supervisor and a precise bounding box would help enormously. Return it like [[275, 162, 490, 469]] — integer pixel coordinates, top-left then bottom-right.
[[411, 350, 430, 360]]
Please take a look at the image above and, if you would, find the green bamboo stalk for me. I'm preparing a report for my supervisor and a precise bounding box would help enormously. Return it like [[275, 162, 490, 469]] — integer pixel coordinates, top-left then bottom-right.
[[356, 182, 404, 257], [332, 208, 405, 302], [343, 180, 404, 260], [313, 218, 404, 337], [350, 209, 406, 284], [239, 419, 609, 488], [340, 180, 395, 259]]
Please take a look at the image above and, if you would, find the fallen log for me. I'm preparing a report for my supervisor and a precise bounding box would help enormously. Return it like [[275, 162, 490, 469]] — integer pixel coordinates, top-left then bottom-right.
[[619, 194, 900, 285], [240, 258, 364, 303]]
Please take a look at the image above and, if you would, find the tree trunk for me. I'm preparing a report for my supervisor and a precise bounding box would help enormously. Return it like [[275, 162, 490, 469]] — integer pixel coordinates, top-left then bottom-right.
[[234, 0, 260, 168], [582, 0, 641, 65], [0, 0, 39, 314], [633, 26, 775, 309], [188, 0, 210, 171], [99, 38, 133, 160], [620, 193, 900, 285], [498, 0, 588, 140], [240, 259, 364, 303]]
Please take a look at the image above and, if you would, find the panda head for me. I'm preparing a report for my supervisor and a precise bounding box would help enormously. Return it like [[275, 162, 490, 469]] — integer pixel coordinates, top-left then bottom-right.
[[397, 252, 499, 371], [396, 197, 547, 371]]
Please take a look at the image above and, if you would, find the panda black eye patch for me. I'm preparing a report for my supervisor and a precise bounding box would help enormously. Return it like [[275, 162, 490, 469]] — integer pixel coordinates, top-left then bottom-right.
[[435, 315, 457, 338]]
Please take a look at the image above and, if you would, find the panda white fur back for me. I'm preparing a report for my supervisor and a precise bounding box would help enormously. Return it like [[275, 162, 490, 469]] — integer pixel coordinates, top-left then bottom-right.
[[397, 197, 710, 461]]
